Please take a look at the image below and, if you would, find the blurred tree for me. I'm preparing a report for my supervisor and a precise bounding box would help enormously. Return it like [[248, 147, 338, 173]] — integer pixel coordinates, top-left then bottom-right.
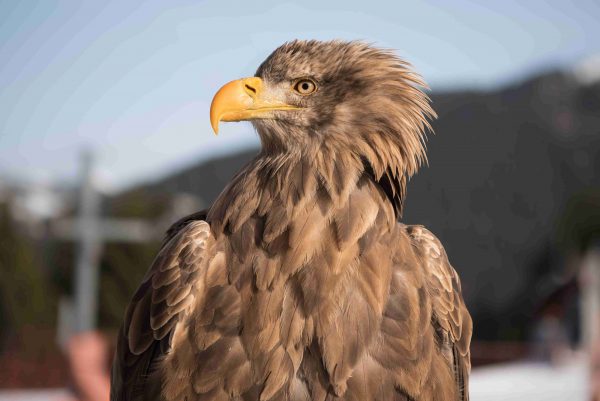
[[47, 189, 170, 330], [97, 189, 169, 329], [557, 188, 600, 254], [98, 241, 159, 329], [0, 202, 54, 340]]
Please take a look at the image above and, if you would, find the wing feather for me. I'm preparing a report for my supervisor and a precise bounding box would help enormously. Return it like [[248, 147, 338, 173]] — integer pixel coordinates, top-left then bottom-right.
[[110, 219, 212, 401], [406, 225, 473, 401]]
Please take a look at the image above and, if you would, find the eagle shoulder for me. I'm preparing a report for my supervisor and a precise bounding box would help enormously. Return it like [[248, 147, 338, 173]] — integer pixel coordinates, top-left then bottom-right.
[[404, 224, 472, 401], [111, 218, 213, 401]]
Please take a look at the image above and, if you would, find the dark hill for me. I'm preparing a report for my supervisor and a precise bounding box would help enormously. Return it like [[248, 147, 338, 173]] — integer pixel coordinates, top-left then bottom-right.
[[117, 70, 600, 342]]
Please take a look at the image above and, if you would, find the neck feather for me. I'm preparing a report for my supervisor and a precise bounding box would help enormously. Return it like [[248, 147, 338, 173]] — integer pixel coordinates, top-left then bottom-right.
[[207, 142, 407, 237]]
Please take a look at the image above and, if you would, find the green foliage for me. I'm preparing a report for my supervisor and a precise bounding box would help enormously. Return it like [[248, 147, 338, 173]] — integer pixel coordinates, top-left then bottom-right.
[[0, 203, 55, 339], [557, 188, 600, 253], [96, 189, 169, 328], [108, 188, 171, 219], [97, 241, 160, 328]]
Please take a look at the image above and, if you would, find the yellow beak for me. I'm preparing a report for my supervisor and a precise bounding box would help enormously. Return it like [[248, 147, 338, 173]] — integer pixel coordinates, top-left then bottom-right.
[[209, 77, 299, 134]]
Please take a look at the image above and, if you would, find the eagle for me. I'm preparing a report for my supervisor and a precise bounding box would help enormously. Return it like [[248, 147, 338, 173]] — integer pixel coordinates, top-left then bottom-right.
[[111, 40, 472, 401]]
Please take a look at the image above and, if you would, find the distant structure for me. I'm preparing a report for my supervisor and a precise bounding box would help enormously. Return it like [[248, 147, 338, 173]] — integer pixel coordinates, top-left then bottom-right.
[[55, 151, 201, 338], [113, 68, 600, 354]]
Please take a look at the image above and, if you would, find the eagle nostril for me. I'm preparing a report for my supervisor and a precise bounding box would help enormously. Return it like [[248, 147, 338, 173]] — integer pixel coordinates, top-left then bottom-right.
[[244, 84, 257, 96]]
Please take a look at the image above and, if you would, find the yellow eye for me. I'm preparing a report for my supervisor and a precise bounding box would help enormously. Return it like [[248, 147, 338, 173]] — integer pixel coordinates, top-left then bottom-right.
[[293, 78, 317, 95]]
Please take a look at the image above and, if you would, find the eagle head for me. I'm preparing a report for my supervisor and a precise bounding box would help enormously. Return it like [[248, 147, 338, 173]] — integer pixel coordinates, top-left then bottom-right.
[[210, 40, 435, 214]]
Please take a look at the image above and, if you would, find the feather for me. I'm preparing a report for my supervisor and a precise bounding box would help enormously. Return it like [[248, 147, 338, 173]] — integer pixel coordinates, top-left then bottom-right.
[[111, 40, 470, 401]]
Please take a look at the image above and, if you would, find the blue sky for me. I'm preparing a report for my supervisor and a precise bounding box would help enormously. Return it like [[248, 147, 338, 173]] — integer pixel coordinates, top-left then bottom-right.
[[1, 0, 599, 191]]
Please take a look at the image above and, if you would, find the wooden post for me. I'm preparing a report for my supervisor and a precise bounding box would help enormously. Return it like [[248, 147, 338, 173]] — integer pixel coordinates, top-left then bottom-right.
[[73, 151, 102, 332], [580, 245, 600, 353]]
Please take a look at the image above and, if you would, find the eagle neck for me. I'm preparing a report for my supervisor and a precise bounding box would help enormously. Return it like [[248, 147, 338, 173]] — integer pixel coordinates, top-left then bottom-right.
[[206, 146, 371, 236]]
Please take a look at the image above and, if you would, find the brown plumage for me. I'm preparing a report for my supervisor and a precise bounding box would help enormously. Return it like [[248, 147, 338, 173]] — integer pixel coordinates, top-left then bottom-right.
[[111, 40, 472, 401]]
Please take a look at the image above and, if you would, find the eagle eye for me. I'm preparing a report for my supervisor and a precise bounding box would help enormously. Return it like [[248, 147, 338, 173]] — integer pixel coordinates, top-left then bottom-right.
[[293, 78, 317, 95]]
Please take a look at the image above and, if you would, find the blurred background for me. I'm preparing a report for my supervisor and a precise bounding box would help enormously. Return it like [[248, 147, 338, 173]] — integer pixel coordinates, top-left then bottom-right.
[[1, 1, 599, 400]]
